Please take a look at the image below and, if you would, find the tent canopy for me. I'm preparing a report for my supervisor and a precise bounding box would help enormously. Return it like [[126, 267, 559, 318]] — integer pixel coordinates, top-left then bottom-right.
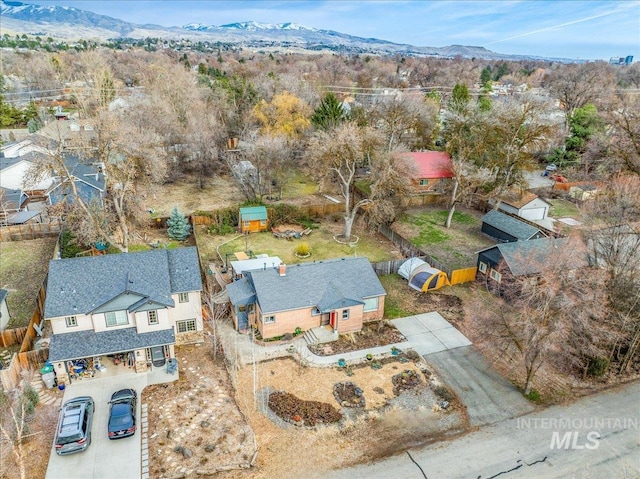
[[408, 264, 450, 292], [398, 257, 427, 280]]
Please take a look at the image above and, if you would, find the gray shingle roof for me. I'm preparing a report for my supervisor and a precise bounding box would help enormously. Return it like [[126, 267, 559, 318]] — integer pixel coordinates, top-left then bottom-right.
[[482, 210, 543, 240], [480, 237, 587, 276], [44, 247, 201, 318], [48, 327, 175, 362], [243, 257, 386, 314], [226, 277, 256, 305]]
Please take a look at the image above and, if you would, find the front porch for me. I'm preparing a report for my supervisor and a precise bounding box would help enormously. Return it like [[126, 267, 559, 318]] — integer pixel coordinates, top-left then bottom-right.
[[302, 325, 339, 346]]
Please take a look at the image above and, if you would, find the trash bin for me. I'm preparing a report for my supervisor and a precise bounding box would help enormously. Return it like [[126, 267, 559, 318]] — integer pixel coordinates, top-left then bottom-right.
[[42, 371, 56, 389], [40, 364, 54, 375]]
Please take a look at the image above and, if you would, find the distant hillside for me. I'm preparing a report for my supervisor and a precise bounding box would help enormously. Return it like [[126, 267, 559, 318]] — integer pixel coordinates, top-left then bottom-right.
[[0, 0, 570, 61]]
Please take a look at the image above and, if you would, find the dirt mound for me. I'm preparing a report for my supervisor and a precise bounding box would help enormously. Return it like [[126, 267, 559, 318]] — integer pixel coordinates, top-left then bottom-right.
[[333, 382, 365, 408], [268, 391, 342, 426], [416, 293, 464, 323], [392, 370, 424, 396]]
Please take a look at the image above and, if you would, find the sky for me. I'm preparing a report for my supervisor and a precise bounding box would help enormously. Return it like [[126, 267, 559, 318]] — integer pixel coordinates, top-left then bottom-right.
[[28, 1, 640, 60]]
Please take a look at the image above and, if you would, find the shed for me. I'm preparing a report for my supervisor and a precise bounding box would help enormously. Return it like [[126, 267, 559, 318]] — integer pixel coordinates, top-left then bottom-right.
[[398, 257, 427, 280], [239, 206, 268, 233], [408, 265, 450, 292], [481, 210, 546, 243], [497, 192, 551, 221], [569, 184, 599, 202]]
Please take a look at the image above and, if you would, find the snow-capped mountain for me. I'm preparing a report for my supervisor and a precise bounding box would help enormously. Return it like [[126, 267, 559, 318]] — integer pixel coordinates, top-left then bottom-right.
[[0, 0, 554, 60]]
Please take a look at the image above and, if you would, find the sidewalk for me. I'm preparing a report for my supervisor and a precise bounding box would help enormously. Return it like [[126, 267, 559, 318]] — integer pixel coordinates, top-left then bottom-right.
[[214, 312, 471, 368], [215, 320, 409, 368]]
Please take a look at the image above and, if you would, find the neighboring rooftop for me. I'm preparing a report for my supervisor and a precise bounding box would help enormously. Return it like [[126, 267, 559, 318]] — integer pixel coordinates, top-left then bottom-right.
[[44, 247, 202, 318], [482, 210, 545, 241]]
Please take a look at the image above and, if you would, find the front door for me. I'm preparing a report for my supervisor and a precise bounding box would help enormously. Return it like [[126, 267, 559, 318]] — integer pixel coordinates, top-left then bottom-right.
[[329, 311, 336, 329], [150, 346, 166, 367]]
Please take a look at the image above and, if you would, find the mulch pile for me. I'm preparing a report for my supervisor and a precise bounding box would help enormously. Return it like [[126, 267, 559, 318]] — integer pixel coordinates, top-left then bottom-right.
[[268, 391, 342, 427]]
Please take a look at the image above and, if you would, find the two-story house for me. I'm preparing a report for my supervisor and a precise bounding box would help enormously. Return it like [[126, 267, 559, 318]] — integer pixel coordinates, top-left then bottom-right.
[[44, 247, 202, 384]]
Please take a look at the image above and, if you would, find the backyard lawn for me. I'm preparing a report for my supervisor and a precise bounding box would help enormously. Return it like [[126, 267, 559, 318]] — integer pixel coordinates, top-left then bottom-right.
[[393, 206, 494, 269], [195, 219, 403, 267], [0, 238, 57, 327], [547, 198, 582, 219]]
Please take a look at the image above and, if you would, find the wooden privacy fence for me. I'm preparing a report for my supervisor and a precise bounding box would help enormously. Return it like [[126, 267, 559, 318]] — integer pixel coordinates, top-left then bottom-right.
[[377, 224, 452, 277], [450, 267, 478, 285], [0, 327, 27, 347], [0, 281, 48, 390], [0, 348, 49, 390], [0, 221, 61, 241]]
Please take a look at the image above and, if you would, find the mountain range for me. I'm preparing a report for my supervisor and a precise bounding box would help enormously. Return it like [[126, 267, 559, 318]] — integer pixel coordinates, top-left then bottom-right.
[[0, 0, 563, 61]]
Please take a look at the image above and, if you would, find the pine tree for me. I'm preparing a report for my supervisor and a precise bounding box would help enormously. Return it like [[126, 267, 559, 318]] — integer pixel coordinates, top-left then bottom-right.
[[167, 206, 191, 241]]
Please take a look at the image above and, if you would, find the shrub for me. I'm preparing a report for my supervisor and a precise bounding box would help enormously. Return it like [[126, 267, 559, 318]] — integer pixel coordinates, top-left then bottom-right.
[[294, 242, 310, 256], [60, 230, 85, 258], [587, 357, 609, 377], [525, 389, 541, 402], [433, 385, 453, 402]]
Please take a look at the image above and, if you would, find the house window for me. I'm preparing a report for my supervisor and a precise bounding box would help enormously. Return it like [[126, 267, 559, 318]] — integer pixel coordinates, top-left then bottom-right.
[[489, 269, 502, 282], [178, 292, 189, 303], [419, 179, 429, 186], [342, 309, 350, 320], [311, 307, 321, 316], [243, 221, 250, 227], [478, 262, 488, 274], [176, 319, 197, 333], [263, 315, 275, 324], [147, 310, 158, 325], [363, 297, 378, 312], [105, 310, 128, 327], [260, 219, 267, 226], [65, 316, 77, 327]]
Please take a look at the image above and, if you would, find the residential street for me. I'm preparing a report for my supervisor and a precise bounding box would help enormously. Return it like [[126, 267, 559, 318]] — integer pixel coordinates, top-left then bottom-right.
[[426, 346, 535, 426], [325, 381, 640, 479]]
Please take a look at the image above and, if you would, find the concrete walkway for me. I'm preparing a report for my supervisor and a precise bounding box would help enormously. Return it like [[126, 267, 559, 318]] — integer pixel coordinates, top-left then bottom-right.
[[215, 312, 471, 368]]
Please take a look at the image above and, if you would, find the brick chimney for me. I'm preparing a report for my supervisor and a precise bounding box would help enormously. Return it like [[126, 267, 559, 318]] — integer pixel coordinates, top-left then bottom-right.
[[278, 263, 286, 276]]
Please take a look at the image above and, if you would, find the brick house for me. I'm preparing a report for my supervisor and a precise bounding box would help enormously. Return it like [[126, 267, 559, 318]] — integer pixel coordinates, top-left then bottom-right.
[[226, 257, 386, 338]]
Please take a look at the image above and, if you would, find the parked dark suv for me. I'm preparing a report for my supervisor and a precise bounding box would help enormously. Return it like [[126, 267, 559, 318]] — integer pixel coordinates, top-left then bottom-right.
[[108, 388, 137, 439], [54, 396, 94, 455]]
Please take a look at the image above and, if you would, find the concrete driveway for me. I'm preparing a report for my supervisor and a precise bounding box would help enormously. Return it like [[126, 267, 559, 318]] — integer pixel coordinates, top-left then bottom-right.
[[45, 372, 146, 479], [427, 346, 535, 426], [391, 312, 472, 355], [391, 312, 533, 426]]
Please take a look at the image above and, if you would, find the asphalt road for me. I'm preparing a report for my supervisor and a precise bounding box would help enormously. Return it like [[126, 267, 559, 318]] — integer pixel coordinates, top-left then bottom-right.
[[325, 381, 640, 479], [426, 346, 534, 426]]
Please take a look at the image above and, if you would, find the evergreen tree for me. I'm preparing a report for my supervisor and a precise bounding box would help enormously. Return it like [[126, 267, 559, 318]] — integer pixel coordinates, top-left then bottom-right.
[[448, 83, 470, 114], [167, 206, 192, 241], [311, 92, 348, 131]]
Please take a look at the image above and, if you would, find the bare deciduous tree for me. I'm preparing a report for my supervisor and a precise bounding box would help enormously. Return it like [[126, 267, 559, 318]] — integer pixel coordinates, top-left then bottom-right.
[[476, 238, 609, 394]]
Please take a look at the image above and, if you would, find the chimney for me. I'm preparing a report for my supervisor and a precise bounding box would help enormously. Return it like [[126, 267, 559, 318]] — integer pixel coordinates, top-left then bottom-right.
[[278, 263, 286, 276]]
